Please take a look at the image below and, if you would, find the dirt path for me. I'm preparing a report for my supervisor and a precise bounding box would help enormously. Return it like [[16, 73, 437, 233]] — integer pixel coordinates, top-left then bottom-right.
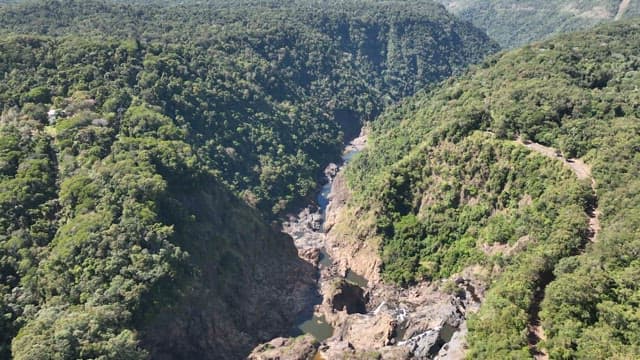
[[616, 0, 631, 20], [515, 137, 600, 242], [515, 137, 602, 359], [528, 285, 549, 360], [516, 137, 591, 180]]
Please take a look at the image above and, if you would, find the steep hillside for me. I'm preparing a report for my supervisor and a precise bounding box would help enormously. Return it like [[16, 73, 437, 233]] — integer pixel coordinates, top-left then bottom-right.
[[0, 0, 499, 359], [342, 20, 640, 358], [0, 95, 317, 360], [0, 0, 498, 215], [437, 0, 640, 48]]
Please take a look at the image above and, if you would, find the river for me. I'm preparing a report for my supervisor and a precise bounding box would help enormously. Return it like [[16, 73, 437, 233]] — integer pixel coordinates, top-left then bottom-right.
[[277, 131, 479, 358], [283, 132, 367, 341]]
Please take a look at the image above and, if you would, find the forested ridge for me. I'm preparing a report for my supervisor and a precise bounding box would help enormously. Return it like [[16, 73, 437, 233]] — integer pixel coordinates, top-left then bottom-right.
[[0, 0, 497, 215], [437, 0, 640, 48], [345, 20, 640, 358], [0, 0, 499, 358], [4, 0, 639, 359]]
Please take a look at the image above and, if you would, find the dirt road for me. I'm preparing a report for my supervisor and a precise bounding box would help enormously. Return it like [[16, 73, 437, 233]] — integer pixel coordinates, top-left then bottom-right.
[[515, 137, 599, 242], [516, 136, 602, 360]]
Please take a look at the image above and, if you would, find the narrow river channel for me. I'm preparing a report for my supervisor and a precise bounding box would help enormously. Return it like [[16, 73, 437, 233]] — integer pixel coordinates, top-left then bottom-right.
[[284, 133, 367, 341], [278, 132, 479, 359]]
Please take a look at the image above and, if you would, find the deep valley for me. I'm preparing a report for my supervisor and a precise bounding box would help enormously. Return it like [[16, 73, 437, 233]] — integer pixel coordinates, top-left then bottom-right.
[[0, 1, 639, 359]]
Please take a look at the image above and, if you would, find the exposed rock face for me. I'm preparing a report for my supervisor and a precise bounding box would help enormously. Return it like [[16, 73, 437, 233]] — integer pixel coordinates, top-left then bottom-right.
[[283, 207, 325, 249], [324, 160, 382, 284], [313, 133, 487, 358], [249, 336, 319, 360], [328, 280, 368, 314], [437, 321, 468, 359], [139, 187, 317, 360], [324, 163, 339, 180], [299, 248, 322, 267], [252, 131, 486, 359], [310, 279, 481, 359], [399, 310, 464, 358], [323, 168, 350, 230]]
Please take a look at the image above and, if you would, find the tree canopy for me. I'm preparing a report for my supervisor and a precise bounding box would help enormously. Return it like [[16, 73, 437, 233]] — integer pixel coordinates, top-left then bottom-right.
[[0, 0, 498, 358], [344, 20, 640, 358]]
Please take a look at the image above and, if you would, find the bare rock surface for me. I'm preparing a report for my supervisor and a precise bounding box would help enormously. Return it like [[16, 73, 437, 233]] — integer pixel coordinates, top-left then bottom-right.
[[253, 130, 485, 358], [283, 207, 325, 250], [298, 248, 321, 268], [249, 336, 319, 360], [326, 279, 368, 314]]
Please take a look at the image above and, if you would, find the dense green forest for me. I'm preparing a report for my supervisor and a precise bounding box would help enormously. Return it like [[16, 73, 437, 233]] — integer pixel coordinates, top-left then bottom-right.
[[437, 0, 640, 48], [345, 20, 640, 358], [0, 0, 499, 358], [4, 0, 639, 358], [0, 0, 497, 215]]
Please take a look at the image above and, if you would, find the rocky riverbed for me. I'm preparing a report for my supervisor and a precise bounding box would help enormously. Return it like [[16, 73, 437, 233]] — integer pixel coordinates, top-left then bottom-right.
[[251, 131, 486, 359]]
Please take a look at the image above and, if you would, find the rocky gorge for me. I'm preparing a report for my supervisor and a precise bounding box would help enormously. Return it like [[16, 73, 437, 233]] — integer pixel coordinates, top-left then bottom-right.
[[250, 131, 488, 359]]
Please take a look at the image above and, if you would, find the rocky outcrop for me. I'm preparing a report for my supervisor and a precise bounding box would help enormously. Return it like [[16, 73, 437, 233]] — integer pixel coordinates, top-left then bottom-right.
[[324, 163, 339, 180], [319, 312, 404, 358], [252, 131, 488, 359], [328, 280, 368, 314], [324, 137, 383, 284], [314, 133, 490, 358], [299, 248, 322, 267], [249, 336, 319, 360], [436, 321, 468, 359], [399, 311, 463, 358], [308, 279, 483, 359], [283, 207, 325, 249]]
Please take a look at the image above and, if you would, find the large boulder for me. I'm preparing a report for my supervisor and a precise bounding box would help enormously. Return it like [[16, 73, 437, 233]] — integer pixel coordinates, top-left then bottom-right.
[[249, 336, 318, 360]]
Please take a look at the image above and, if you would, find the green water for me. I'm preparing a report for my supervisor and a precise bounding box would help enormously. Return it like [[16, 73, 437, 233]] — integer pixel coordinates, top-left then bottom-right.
[[319, 248, 333, 268], [297, 315, 334, 342]]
